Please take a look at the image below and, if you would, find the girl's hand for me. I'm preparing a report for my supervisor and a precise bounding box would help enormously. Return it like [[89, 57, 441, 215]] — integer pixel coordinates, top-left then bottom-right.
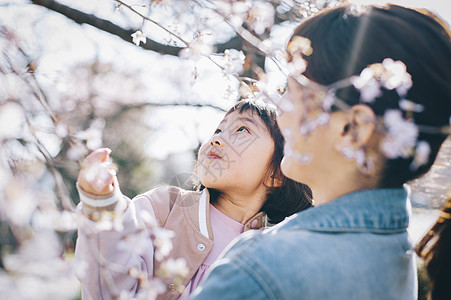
[[77, 148, 116, 196]]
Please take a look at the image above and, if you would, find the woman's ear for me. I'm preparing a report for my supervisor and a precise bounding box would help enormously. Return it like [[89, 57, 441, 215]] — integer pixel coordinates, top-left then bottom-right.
[[334, 104, 376, 151]]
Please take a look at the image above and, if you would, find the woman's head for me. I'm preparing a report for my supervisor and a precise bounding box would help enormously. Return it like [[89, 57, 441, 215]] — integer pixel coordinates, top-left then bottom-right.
[[197, 99, 312, 223], [279, 4, 451, 189]]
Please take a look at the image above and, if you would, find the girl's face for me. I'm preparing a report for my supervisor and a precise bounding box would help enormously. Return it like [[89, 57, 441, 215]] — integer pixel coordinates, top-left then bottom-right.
[[277, 77, 344, 187], [197, 109, 275, 195]]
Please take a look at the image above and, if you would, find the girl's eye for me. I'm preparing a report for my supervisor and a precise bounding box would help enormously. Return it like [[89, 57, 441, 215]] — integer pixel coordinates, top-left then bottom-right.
[[237, 126, 250, 133], [214, 128, 222, 134]]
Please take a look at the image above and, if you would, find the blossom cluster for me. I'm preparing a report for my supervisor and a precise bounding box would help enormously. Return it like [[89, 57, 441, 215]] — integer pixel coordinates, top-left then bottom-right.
[[351, 59, 432, 169], [279, 37, 448, 171]]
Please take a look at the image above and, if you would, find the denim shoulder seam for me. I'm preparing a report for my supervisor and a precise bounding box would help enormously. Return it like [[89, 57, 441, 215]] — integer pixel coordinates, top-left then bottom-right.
[[288, 226, 407, 234]]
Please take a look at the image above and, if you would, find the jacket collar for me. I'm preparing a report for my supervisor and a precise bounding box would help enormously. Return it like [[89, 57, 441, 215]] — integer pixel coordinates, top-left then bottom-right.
[[274, 188, 410, 234], [184, 188, 267, 240], [243, 212, 266, 231]]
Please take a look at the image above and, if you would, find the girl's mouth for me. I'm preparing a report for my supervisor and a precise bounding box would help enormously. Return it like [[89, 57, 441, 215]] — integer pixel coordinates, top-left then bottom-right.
[[207, 151, 222, 159]]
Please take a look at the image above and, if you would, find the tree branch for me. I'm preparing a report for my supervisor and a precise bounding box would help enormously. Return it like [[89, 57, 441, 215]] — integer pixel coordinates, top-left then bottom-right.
[[31, 0, 243, 56], [114, 101, 227, 117]]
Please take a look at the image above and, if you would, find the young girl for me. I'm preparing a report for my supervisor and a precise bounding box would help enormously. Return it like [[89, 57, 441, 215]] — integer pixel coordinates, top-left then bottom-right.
[[190, 4, 451, 300], [74, 99, 312, 300]]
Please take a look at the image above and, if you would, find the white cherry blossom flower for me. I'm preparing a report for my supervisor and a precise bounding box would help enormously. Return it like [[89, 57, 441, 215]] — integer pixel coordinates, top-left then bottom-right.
[[2, 178, 36, 226], [223, 49, 245, 75], [83, 160, 113, 192], [67, 143, 86, 161], [287, 58, 308, 77], [258, 39, 274, 55], [153, 228, 175, 261], [285, 146, 313, 164], [119, 230, 152, 256], [180, 39, 214, 61], [136, 278, 166, 300], [75, 119, 105, 150], [281, 128, 313, 164], [316, 113, 330, 126], [278, 96, 294, 113], [55, 122, 68, 138], [93, 210, 124, 232], [246, 1, 275, 35], [411, 141, 431, 170], [159, 258, 189, 278], [299, 113, 330, 135], [352, 68, 382, 103], [399, 99, 424, 112], [32, 210, 78, 231], [0, 102, 25, 140], [380, 109, 418, 159], [214, 0, 250, 29], [352, 59, 412, 102], [118, 290, 136, 300], [131, 30, 146, 46], [287, 36, 313, 57], [140, 210, 158, 229], [322, 89, 336, 111], [381, 58, 412, 96]]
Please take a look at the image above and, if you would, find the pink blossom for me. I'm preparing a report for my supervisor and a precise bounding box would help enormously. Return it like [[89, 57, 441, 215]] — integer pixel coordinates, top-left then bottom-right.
[[381, 109, 418, 159]]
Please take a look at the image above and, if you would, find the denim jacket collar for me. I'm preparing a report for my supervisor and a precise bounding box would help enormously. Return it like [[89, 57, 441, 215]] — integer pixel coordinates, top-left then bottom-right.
[[279, 188, 410, 234]]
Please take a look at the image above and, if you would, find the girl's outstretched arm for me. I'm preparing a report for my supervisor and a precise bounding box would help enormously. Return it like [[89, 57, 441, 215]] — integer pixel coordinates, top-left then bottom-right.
[[74, 148, 156, 300]]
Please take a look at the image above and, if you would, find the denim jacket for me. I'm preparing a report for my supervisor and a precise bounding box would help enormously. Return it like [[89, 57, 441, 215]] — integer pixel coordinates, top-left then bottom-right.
[[190, 188, 418, 300]]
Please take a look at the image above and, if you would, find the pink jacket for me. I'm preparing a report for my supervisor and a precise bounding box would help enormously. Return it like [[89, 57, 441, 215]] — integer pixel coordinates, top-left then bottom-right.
[[75, 186, 265, 300]]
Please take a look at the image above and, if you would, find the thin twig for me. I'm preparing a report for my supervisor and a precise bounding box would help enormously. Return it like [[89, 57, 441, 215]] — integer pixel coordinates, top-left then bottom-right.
[[114, 0, 190, 46]]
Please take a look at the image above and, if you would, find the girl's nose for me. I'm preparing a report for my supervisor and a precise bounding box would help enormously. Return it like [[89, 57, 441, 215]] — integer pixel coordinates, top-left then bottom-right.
[[210, 136, 224, 146]]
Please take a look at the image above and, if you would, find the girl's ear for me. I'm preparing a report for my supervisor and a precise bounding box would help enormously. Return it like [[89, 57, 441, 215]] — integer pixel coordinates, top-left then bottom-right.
[[265, 169, 284, 188], [272, 176, 284, 188], [334, 104, 376, 151]]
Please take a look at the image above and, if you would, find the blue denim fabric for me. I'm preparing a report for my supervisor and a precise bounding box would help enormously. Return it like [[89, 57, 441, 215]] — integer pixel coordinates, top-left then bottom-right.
[[190, 188, 418, 300]]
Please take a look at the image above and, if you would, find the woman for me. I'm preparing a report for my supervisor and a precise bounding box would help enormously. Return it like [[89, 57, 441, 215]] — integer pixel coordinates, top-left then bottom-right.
[[416, 194, 451, 299], [190, 4, 451, 299]]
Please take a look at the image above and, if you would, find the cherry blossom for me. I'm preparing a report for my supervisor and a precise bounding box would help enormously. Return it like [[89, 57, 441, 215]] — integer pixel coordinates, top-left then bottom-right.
[[351, 68, 383, 103], [158, 257, 189, 279], [411, 141, 431, 170], [223, 49, 245, 75], [153, 227, 175, 261], [352, 59, 412, 102], [381, 58, 412, 96], [399, 99, 424, 113], [381, 109, 418, 159], [180, 39, 214, 61], [131, 30, 146, 46], [214, 0, 251, 29], [246, 1, 275, 35]]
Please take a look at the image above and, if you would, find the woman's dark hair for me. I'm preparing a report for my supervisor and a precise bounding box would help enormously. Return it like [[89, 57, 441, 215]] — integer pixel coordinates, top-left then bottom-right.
[[415, 196, 451, 300], [290, 4, 451, 187], [208, 99, 313, 224], [426, 218, 451, 299]]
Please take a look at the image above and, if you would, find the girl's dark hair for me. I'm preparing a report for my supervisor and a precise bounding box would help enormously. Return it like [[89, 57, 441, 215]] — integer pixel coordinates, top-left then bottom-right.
[[210, 99, 313, 224], [291, 4, 451, 187]]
